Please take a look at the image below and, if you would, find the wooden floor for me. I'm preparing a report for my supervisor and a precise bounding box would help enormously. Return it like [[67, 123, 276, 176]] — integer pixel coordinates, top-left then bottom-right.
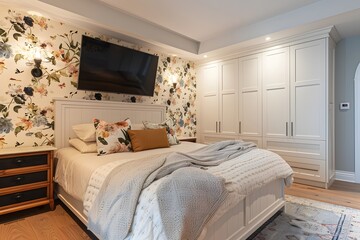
[[285, 180, 360, 210], [0, 202, 93, 240], [0, 180, 359, 240]]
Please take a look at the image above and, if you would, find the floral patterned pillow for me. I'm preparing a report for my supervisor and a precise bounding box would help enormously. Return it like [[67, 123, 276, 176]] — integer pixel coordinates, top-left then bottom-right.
[[93, 118, 132, 155], [143, 119, 180, 145]]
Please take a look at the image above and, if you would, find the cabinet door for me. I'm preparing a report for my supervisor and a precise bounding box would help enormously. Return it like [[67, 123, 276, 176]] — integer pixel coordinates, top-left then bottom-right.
[[262, 47, 290, 138], [199, 63, 219, 134], [238, 54, 262, 136], [219, 59, 238, 135], [290, 39, 326, 140]]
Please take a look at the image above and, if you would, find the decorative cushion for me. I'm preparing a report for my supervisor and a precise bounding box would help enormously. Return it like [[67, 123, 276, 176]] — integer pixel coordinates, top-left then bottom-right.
[[72, 123, 96, 142], [143, 119, 180, 145], [93, 118, 132, 155], [128, 128, 169, 152], [69, 138, 97, 153]]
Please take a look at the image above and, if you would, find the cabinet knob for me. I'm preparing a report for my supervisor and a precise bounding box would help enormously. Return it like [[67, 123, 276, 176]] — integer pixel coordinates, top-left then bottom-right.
[[15, 158, 23, 165], [13, 193, 23, 200], [15, 176, 23, 182]]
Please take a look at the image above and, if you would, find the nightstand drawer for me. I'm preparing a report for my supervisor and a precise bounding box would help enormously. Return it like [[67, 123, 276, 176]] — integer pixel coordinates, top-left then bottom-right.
[[0, 154, 48, 170], [0, 187, 47, 207], [0, 171, 48, 189]]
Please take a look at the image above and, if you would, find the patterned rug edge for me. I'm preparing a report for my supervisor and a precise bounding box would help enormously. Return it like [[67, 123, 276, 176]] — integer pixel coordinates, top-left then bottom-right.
[[285, 195, 360, 239]]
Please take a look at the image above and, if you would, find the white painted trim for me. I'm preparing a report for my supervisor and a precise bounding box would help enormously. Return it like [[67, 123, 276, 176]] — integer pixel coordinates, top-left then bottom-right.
[[355, 63, 360, 183], [53, 98, 166, 149], [197, 26, 337, 66], [335, 170, 356, 183]]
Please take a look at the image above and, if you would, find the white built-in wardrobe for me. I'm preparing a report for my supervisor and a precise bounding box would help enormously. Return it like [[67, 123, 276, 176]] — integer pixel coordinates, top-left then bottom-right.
[[197, 28, 337, 188]]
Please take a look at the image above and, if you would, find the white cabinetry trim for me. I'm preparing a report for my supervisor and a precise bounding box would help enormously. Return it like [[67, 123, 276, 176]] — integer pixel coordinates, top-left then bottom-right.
[[335, 171, 356, 183]]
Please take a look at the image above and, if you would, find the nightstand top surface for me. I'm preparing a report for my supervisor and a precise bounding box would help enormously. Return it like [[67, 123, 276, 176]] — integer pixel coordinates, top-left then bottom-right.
[[0, 146, 57, 156], [178, 136, 196, 140]]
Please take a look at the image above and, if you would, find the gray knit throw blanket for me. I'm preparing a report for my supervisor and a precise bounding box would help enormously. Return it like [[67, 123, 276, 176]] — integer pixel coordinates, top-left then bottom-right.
[[88, 140, 256, 240]]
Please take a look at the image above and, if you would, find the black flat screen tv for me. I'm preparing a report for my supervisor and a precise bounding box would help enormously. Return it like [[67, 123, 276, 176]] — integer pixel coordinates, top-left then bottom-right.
[[77, 35, 159, 96]]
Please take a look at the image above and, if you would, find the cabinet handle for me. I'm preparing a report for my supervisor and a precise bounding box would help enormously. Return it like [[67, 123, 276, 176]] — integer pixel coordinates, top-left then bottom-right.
[[219, 121, 221, 133], [13, 193, 22, 200], [15, 158, 23, 165], [239, 121, 242, 134], [216, 122, 218, 133], [286, 122, 288, 136], [15, 176, 23, 182], [291, 122, 294, 136]]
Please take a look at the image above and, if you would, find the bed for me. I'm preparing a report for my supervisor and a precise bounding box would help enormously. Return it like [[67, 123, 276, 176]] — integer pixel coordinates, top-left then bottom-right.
[[53, 98, 293, 240]]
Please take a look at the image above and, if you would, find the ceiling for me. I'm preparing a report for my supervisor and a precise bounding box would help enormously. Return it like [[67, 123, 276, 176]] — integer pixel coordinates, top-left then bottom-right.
[[99, 0, 322, 42], [2, 0, 360, 60]]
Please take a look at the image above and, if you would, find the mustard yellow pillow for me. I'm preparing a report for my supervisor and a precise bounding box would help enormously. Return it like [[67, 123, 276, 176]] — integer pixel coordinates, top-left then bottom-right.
[[128, 128, 170, 152]]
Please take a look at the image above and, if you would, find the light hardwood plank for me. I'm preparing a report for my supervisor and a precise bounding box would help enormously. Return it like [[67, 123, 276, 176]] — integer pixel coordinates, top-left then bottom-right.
[[285, 180, 360, 209], [0, 204, 92, 240], [0, 218, 38, 240]]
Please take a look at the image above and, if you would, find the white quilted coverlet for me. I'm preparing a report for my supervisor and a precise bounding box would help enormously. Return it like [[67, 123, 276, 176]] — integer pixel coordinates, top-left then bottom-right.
[[83, 148, 292, 240]]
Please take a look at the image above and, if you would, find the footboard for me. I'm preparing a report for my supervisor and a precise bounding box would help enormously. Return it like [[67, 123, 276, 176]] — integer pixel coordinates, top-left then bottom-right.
[[203, 179, 285, 240], [56, 179, 285, 240]]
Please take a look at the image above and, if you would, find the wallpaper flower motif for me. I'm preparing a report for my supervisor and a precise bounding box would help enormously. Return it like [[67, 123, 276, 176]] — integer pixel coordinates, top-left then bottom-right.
[[0, 7, 196, 149]]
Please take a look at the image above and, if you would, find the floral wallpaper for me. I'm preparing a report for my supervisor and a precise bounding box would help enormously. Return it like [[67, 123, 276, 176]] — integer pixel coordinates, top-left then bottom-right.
[[0, 7, 196, 149]]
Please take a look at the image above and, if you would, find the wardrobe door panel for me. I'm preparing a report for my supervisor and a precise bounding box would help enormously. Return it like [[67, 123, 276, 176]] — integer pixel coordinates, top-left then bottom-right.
[[262, 48, 289, 138], [242, 91, 260, 134], [199, 64, 219, 134], [264, 88, 289, 137], [221, 93, 237, 134], [290, 39, 325, 140], [219, 59, 238, 135], [239, 54, 262, 136]]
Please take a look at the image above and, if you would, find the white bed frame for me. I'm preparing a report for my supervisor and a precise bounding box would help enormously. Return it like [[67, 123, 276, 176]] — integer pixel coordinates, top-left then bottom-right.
[[54, 98, 286, 240]]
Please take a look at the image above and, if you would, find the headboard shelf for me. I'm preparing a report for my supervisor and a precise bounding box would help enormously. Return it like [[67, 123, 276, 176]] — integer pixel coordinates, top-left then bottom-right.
[[54, 98, 166, 148]]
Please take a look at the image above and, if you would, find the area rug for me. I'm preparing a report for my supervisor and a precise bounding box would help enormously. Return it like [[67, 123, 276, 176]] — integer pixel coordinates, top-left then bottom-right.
[[250, 195, 360, 240]]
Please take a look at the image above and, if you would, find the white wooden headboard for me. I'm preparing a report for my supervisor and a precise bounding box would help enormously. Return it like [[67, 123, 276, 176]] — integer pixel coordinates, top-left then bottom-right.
[[54, 98, 166, 148]]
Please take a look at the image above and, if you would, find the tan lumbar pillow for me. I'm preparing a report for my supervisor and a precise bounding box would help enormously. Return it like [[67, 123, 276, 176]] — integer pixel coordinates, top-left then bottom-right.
[[128, 128, 170, 152]]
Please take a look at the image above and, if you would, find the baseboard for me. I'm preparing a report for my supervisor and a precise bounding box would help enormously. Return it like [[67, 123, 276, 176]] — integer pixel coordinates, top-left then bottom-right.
[[335, 171, 355, 183]]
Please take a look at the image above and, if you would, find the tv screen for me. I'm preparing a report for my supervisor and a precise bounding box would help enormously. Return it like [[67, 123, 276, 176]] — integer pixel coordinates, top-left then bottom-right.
[[77, 35, 159, 96]]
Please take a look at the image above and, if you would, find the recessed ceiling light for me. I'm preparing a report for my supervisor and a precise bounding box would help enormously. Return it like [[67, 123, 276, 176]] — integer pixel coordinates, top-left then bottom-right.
[[265, 37, 271, 41], [203, 55, 208, 58]]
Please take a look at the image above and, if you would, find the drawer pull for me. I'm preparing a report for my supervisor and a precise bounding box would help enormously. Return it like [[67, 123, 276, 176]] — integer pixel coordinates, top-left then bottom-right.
[[15, 159, 23, 165], [15, 177, 23, 182], [13, 193, 23, 200]]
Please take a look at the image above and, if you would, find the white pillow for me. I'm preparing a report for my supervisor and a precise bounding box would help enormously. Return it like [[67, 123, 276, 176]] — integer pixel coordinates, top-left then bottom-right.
[[72, 123, 96, 142], [69, 138, 97, 153], [131, 123, 144, 130]]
